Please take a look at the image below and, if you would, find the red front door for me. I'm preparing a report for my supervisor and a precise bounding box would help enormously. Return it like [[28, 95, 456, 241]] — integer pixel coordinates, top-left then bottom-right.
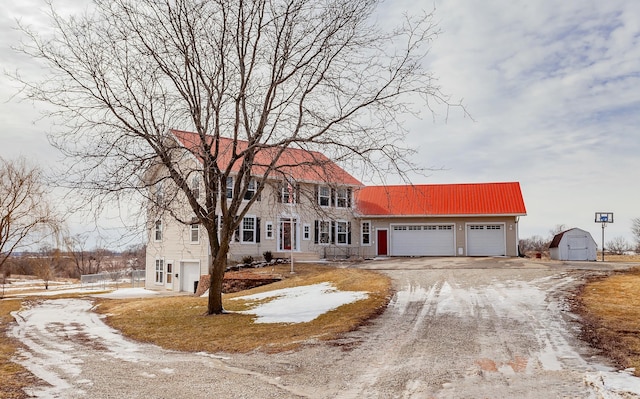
[[377, 229, 388, 256]]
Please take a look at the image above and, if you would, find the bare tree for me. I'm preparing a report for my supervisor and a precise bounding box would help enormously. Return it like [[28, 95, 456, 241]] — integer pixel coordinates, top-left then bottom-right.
[[18, 0, 462, 314], [0, 157, 58, 283], [519, 235, 548, 254], [64, 234, 105, 277], [606, 236, 630, 256]]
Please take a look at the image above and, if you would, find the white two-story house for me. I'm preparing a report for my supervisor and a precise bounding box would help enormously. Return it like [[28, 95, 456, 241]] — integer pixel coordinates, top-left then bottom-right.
[[145, 129, 364, 292], [146, 129, 528, 293]]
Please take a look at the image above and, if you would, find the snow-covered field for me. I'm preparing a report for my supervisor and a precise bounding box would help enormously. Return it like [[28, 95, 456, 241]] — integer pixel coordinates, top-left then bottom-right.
[[5, 258, 640, 398]]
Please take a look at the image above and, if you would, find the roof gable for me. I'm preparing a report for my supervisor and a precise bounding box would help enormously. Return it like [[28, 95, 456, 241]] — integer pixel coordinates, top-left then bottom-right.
[[170, 129, 362, 186], [356, 182, 527, 216]]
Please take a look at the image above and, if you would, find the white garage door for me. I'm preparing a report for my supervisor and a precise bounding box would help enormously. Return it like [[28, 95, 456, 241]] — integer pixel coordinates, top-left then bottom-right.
[[181, 262, 201, 293], [467, 224, 505, 256], [391, 225, 455, 256]]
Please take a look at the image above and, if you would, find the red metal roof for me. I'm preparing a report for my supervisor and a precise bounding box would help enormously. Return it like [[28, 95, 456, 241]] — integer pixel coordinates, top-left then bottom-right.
[[171, 129, 362, 186], [356, 182, 527, 216]]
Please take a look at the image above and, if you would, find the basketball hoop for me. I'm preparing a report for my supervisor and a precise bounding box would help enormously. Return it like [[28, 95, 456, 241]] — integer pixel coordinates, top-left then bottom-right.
[[595, 212, 614, 261]]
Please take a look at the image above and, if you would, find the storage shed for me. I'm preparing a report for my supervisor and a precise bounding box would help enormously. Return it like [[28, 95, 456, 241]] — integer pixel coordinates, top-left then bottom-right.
[[549, 228, 597, 261]]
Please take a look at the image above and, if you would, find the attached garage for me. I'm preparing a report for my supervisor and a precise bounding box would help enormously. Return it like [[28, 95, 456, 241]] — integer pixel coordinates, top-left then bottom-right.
[[181, 261, 201, 293], [390, 224, 455, 256], [467, 224, 506, 256]]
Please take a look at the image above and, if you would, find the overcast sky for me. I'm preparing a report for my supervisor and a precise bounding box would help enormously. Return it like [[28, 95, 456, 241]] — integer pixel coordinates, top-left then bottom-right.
[[1, 0, 639, 247]]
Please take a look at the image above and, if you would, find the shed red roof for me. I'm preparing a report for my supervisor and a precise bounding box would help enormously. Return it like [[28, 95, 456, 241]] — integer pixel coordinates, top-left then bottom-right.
[[171, 129, 362, 186], [356, 182, 527, 216]]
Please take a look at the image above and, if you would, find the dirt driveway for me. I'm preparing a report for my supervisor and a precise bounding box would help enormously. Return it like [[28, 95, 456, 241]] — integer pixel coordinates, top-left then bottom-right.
[[10, 257, 640, 398]]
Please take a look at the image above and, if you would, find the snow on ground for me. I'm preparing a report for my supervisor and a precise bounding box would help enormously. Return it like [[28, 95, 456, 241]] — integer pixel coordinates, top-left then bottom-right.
[[231, 282, 368, 323]]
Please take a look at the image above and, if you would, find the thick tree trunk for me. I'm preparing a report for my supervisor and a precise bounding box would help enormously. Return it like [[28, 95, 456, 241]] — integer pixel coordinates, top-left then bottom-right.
[[207, 253, 228, 314]]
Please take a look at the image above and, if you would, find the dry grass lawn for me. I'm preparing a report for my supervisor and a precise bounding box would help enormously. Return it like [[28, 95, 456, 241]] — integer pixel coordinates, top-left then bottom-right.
[[0, 299, 32, 399], [577, 267, 640, 376], [96, 264, 392, 353]]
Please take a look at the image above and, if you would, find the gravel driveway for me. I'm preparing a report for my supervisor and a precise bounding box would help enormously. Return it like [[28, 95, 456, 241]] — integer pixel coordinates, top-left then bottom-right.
[[9, 257, 640, 398]]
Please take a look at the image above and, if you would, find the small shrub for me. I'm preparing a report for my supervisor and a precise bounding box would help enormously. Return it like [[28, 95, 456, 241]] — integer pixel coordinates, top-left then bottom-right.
[[241, 255, 254, 265], [263, 251, 273, 262]]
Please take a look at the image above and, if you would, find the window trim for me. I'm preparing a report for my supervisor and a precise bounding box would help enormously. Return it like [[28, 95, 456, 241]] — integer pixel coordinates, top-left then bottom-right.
[[336, 220, 349, 245], [154, 258, 164, 284], [361, 221, 372, 246], [190, 223, 199, 244], [265, 221, 274, 239], [318, 185, 331, 207], [191, 175, 200, 199], [336, 188, 348, 208], [154, 220, 163, 242], [318, 220, 331, 244], [303, 223, 311, 240], [241, 215, 257, 244], [226, 176, 233, 199]]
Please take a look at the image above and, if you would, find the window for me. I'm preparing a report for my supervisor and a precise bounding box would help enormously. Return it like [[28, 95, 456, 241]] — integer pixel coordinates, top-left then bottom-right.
[[303, 224, 310, 240], [242, 216, 256, 243], [336, 221, 348, 244], [226, 176, 233, 199], [361, 221, 371, 245], [190, 224, 199, 243], [336, 188, 348, 208], [155, 181, 164, 204], [318, 186, 330, 207], [281, 181, 296, 204], [154, 220, 162, 241], [265, 221, 274, 239], [191, 176, 200, 199], [318, 221, 330, 244], [155, 259, 164, 284], [244, 179, 257, 201]]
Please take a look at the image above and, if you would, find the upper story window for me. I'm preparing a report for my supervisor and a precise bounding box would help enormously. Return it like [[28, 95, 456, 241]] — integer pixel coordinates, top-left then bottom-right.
[[190, 224, 199, 243], [281, 181, 296, 204], [191, 176, 200, 199], [154, 220, 163, 241], [336, 188, 351, 208], [226, 176, 233, 199], [318, 186, 331, 207], [244, 179, 258, 201], [155, 181, 164, 204]]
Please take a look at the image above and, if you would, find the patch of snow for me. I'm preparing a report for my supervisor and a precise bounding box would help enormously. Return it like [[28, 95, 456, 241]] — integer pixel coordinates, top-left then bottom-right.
[[585, 369, 640, 398], [232, 282, 368, 323]]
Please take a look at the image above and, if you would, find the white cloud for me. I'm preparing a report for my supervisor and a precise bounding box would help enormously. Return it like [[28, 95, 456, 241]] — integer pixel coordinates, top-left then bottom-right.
[[1, 0, 639, 244]]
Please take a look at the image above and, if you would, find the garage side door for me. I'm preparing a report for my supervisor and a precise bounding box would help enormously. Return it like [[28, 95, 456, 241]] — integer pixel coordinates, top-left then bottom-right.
[[181, 262, 201, 293], [467, 224, 505, 256], [391, 225, 455, 256]]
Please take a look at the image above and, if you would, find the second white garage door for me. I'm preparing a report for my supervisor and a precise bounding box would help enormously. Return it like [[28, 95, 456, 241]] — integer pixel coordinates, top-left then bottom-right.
[[391, 224, 455, 256], [467, 224, 505, 256]]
